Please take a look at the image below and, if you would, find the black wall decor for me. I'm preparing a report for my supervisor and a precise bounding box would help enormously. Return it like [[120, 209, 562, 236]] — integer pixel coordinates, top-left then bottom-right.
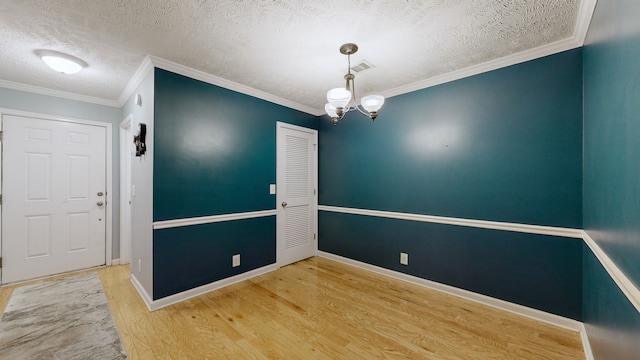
[[134, 123, 147, 156]]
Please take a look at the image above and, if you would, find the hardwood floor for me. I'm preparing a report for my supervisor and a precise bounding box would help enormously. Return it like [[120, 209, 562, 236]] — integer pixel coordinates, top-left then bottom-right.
[[1, 257, 585, 359]]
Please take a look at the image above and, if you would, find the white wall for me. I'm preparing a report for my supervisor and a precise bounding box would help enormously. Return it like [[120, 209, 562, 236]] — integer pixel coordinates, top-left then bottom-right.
[[120, 68, 155, 299]]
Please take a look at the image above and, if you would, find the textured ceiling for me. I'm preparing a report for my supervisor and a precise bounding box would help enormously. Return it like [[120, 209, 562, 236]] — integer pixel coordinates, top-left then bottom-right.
[[0, 0, 594, 114]]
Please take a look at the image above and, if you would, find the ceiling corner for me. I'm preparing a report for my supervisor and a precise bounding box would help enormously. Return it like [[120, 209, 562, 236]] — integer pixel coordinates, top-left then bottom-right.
[[573, 0, 598, 46], [117, 56, 154, 107]]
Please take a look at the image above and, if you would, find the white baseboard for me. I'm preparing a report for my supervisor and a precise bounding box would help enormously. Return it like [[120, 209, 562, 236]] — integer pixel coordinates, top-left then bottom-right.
[[317, 251, 583, 332], [132, 264, 279, 312], [318, 251, 595, 357], [130, 273, 154, 312], [580, 323, 595, 360], [111, 258, 120, 266]]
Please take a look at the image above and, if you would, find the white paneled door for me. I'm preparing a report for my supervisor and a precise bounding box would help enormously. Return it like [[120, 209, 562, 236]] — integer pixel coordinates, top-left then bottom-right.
[[2, 115, 106, 283], [276, 122, 317, 267]]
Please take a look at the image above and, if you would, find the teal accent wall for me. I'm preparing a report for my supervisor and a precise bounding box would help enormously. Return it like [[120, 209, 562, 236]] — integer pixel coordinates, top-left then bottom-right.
[[583, 247, 640, 358], [319, 49, 583, 228], [318, 49, 584, 319], [152, 69, 317, 299], [583, 0, 640, 358], [153, 216, 275, 299], [320, 211, 582, 319], [153, 69, 318, 221]]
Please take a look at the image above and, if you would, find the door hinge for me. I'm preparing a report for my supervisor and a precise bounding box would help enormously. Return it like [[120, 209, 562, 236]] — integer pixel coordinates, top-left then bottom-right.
[[0, 130, 3, 141], [0, 257, 3, 267], [0, 194, 3, 205], [313, 233, 316, 240], [314, 189, 316, 196]]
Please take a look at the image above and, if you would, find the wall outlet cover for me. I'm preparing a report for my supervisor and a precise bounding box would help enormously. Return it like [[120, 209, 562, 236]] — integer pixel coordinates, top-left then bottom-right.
[[232, 254, 240, 267], [400, 252, 409, 265]]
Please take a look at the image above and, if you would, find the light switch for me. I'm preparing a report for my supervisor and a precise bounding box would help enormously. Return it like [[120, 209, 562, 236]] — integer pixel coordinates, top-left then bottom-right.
[[270, 184, 276, 195]]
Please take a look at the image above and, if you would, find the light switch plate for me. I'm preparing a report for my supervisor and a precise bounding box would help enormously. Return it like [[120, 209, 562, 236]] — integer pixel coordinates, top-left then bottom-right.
[[270, 184, 276, 195]]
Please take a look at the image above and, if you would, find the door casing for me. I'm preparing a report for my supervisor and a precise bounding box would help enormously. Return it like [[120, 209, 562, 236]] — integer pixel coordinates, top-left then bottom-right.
[[119, 115, 133, 265]]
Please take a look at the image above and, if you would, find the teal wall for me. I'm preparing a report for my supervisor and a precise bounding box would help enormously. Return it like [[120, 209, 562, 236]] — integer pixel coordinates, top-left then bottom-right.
[[318, 49, 584, 319], [583, 247, 640, 358], [319, 49, 583, 227], [583, 0, 640, 357], [321, 212, 582, 319], [152, 69, 318, 299]]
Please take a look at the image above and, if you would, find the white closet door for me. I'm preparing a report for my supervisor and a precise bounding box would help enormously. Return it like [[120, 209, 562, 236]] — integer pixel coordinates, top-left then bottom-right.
[[276, 122, 317, 267]]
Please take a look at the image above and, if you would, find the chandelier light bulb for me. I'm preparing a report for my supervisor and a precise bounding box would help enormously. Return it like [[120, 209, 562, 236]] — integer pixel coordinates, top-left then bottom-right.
[[327, 88, 352, 109], [361, 95, 385, 113], [325, 103, 338, 118]]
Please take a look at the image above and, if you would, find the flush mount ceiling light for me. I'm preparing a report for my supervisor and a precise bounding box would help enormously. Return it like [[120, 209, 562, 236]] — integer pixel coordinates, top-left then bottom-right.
[[325, 43, 385, 125], [35, 50, 87, 74]]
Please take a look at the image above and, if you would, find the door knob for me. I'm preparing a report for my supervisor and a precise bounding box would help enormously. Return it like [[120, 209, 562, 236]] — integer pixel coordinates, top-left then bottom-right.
[[97, 192, 104, 196], [97, 201, 104, 206], [281, 202, 287, 208]]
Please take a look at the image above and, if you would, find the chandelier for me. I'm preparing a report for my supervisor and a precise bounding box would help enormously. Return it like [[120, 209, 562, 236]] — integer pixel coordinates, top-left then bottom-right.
[[325, 43, 385, 125]]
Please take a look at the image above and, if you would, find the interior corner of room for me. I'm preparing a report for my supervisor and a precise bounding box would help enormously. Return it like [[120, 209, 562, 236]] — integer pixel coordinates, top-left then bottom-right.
[[1, 1, 640, 359]]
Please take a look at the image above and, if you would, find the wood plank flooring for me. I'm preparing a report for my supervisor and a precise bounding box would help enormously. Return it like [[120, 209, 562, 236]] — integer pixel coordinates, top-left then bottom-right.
[[0, 256, 585, 359]]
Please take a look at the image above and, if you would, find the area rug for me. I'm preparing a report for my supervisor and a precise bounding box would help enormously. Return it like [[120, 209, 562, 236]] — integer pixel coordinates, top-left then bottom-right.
[[0, 273, 128, 359]]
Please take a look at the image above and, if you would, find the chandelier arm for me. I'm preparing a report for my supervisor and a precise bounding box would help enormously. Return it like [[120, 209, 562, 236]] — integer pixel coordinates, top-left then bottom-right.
[[345, 97, 358, 111], [354, 104, 369, 116], [345, 75, 371, 117]]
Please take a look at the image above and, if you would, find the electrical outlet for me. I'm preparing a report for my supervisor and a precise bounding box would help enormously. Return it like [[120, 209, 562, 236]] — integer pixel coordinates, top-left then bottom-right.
[[400, 252, 409, 265], [232, 254, 240, 267], [138, 258, 142, 272]]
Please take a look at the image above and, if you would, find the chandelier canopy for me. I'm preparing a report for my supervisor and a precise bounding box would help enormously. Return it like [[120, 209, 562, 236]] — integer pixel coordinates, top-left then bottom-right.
[[325, 43, 384, 125]]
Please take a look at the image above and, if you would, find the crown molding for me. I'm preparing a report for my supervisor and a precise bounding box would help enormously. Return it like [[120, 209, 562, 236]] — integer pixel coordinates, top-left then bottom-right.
[[575, 0, 598, 46], [117, 55, 154, 107], [342, 0, 599, 111], [0, 78, 119, 108], [1, 1, 597, 114], [146, 55, 319, 115]]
